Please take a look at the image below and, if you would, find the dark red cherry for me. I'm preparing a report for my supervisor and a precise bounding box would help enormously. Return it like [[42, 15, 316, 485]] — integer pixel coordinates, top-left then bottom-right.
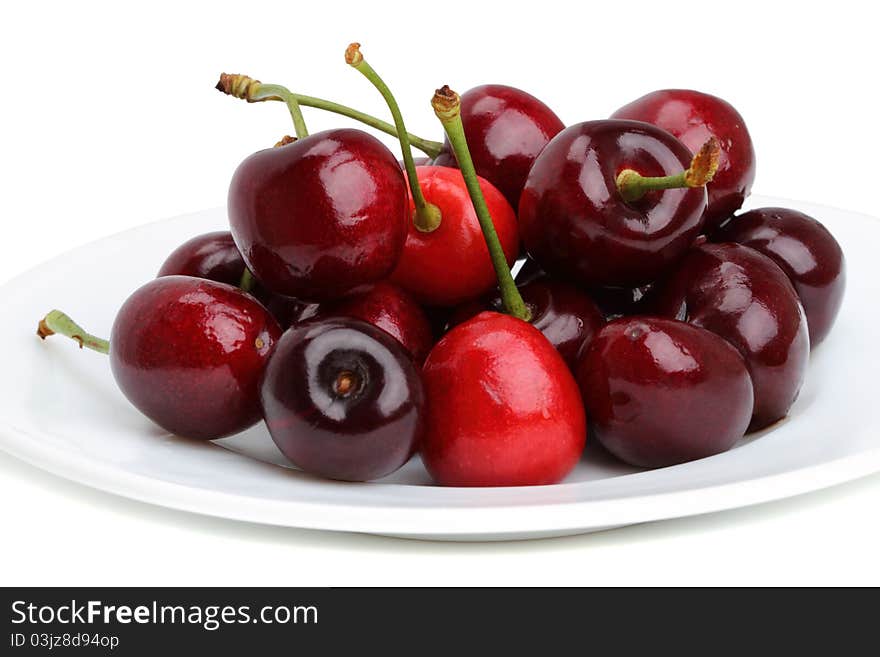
[[109, 276, 282, 439], [390, 166, 519, 306], [650, 242, 809, 431], [306, 282, 434, 364], [577, 317, 754, 468], [228, 129, 408, 301], [421, 312, 586, 486], [519, 119, 708, 289], [712, 207, 845, 347], [260, 317, 424, 482], [611, 89, 756, 231], [448, 278, 605, 370], [157, 231, 245, 286], [431, 84, 565, 209]]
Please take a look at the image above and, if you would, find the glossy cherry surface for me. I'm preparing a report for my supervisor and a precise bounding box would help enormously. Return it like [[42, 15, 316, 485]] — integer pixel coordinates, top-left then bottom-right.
[[577, 317, 753, 468], [650, 242, 809, 431], [431, 84, 565, 209], [421, 312, 586, 486], [519, 119, 707, 289], [157, 231, 245, 286], [390, 166, 518, 306], [589, 284, 654, 321], [109, 276, 281, 440], [305, 282, 434, 364], [228, 129, 408, 301], [449, 278, 605, 369], [260, 317, 424, 482], [712, 207, 845, 347], [611, 89, 756, 231]]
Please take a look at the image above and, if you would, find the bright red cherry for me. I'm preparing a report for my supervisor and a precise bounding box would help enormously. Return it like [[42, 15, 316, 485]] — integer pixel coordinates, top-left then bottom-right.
[[611, 89, 756, 231], [302, 282, 434, 364], [448, 277, 605, 369], [431, 84, 565, 209], [157, 231, 245, 286], [421, 312, 586, 486], [519, 119, 714, 289], [712, 207, 845, 347], [390, 165, 519, 306], [577, 317, 754, 468], [227, 129, 408, 301], [39, 277, 282, 440], [261, 317, 424, 482], [650, 242, 809, 431]]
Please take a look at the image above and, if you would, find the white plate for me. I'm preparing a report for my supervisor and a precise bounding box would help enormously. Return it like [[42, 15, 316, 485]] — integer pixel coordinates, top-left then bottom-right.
[[1, 195, 878, 541]]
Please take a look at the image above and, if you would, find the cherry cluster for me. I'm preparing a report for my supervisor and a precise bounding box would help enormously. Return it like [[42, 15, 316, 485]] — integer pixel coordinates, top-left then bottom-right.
[[39, 44, 845, 486]]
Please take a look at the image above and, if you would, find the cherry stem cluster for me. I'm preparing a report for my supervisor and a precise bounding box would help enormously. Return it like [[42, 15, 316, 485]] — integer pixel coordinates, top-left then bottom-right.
[[432, 86, 531, 322], [216, 73, 444, 158]]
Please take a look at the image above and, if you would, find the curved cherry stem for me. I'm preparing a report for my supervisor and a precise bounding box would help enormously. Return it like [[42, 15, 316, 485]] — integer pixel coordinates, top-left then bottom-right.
[[216, 73, 444, 158], [238, 267, 256, 293], [432, 86, 530, 322], [37, 310, 110, 355], [616, 137, 721, 203], [346, 43, 441, 233]]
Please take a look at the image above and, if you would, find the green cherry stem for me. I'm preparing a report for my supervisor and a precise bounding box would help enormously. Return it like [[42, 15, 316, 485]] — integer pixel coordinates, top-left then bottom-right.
[[432, 86, 531, 322], [346, 43, 441, 233], [37, 310, 110, 355], [616, 137, 721, 203], [218, 76, 309, 139], [238, 267, 256, 293], [216, 73, 444, 158]]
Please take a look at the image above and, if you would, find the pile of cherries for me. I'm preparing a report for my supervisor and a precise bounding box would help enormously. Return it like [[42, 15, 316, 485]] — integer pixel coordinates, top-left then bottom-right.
[[39, 44, 845, 486]]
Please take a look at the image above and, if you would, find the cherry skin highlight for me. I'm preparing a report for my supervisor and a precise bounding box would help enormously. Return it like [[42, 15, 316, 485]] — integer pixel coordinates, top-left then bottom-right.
[[228, 129, 408, 301], [260, 317, 424, 482], [431, 84, 565, 209], [448, 277, 605, 370], [712, 207, 845, 347], [650, 242, 809, 431], [421, 312, 586, 487], [518, 119, 707, 289], [390, 166, 519, 307], [577, 317, 754, 468], [611, 89, 756, 231], [109, 276, 282, 440]]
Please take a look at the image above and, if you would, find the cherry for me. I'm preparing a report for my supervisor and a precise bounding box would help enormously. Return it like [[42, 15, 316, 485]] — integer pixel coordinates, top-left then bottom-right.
[[418, 86, 586, 487], [448, 278, 605, 370], [221, 75, 408, 301], [390, 166, 518, 306], [519, 119, 718, 289], [157, 231, 246, 287], [650, 242, 809, 431], [260, 317, 424, 482], [346, 45, 518, 307], [577, 317, 754, 468], [611, 89, 756, 231], [422, 312, 586, 486], [712, 207, 845, 347], [430, 84, 565, 209], [38, 276, 281, 440], [301, 282, 434, 364]]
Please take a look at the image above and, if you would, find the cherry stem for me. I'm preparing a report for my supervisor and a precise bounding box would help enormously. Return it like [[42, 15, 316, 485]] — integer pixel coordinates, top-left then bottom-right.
[[616, 137, 721, 203], [346, 43, 441, 233], [239, 267, 256, 293], [216, 74, 444, 158], [432, 86, 531, 322], [37, 310, 109, 355]]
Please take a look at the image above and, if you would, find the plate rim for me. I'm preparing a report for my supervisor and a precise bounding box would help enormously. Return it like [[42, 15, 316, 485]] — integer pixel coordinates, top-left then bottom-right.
[[1, 195, 878, 539]]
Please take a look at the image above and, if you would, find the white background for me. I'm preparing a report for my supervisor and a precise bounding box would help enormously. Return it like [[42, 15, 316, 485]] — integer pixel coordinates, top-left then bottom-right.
[[2, 1, 878, 586]]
